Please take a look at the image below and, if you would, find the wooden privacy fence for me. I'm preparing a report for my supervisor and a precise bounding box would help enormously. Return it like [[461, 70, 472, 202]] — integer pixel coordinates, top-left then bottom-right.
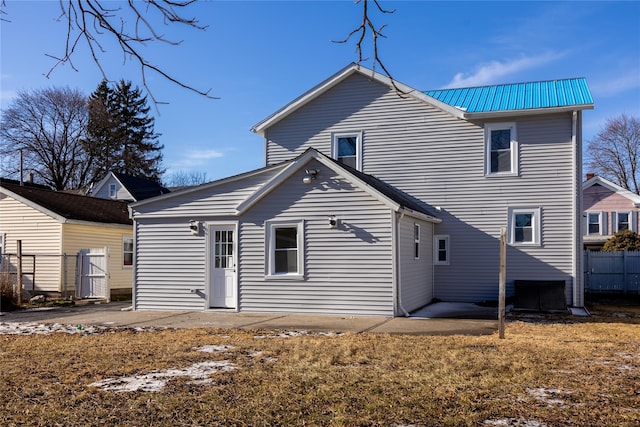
[[584, 250, 640, 294]]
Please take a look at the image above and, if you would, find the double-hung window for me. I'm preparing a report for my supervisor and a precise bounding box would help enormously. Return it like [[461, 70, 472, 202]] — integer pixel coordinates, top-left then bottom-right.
[[508, 207, 541, 246], [331, 131, 362, 171], [414, 224, 420, 259], [485, 123, 518, 176], [586, 212, 605, 235], [109, 183, 117, 198], [123, 237, 134, 267], [613, 211, 637, 232], [266, 221, 304, 278], [434, 235, 450, 265]]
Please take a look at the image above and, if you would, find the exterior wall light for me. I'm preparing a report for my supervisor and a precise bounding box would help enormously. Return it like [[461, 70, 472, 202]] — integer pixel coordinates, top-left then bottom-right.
[[302, 168, 319, 184], [329, 215, 339, 228], [189, 220, 200, 235]]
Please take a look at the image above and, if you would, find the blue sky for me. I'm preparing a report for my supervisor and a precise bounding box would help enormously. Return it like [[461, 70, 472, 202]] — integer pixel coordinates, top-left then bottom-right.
[[2, 1, 639, 183]]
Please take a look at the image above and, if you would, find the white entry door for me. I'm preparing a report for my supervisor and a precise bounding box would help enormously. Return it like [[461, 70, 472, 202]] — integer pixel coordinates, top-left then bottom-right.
[[210, 225, 236, 308]]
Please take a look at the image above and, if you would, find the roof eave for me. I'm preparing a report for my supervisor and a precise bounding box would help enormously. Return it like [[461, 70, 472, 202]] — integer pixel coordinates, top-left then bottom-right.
[[462, 104, 594, 120]]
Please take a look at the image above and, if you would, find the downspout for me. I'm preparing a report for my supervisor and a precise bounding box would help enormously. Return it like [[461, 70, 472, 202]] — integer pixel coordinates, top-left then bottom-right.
[[395, 210, 410, 317], [572, 110, 584, 308]]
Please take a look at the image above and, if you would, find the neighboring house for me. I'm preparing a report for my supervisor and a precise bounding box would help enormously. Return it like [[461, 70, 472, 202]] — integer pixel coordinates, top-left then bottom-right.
[[0, 179, 133, 300], [583, 175, 640, 250], [130, 64, 594, 316], [89, 171, 169, 202]]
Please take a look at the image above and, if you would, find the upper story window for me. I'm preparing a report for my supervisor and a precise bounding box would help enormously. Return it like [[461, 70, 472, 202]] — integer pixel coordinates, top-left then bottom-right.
[[485, 122, 518, 177], [587, 212, 602, 235], [109, 183, 117, 198], [331, 131, 362, 171], [613, 211, 636, 233], [508, 207, 541, 246]]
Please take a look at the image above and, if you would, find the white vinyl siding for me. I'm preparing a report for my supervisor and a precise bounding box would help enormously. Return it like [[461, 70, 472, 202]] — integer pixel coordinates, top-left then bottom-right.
[[263, 73, 577, 304], [239, 161, 395, 316], [134, 218, 209, 310], [398, 216, 433, 313]]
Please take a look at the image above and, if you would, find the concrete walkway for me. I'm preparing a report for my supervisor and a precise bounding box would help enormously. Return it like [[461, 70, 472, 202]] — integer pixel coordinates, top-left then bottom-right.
[[0, 301, 499, 336]]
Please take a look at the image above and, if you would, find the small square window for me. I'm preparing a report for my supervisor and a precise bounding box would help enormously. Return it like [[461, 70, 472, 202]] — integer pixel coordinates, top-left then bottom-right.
[[508, 207, 541, 246], [434, 235, 449, 265]]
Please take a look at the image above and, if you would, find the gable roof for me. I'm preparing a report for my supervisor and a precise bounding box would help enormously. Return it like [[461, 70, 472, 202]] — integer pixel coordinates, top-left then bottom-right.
[[424, 78, 593, 116], [583, 175, 640, 207], [91, 172, 169, 201], [1, 179, 132, 226], [236, 148, 441, 223], [251, 64, 594, 134]]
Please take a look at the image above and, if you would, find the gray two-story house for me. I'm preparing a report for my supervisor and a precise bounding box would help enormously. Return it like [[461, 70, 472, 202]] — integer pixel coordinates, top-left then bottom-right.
[[129, 64, 593, 316]]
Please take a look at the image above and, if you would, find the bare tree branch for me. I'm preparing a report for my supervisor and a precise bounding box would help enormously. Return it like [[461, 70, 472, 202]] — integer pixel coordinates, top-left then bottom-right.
[[334, 0, 408, 96], [2, 1, 216, 106]]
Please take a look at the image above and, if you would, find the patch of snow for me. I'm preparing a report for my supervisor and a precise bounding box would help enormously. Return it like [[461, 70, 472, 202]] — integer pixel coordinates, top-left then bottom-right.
[[89, 360, 237, 392], [195, 345, 235, 353], [527, 388, 570, 406], [484, 418, 547, 427], [0, 321, 165, 335]]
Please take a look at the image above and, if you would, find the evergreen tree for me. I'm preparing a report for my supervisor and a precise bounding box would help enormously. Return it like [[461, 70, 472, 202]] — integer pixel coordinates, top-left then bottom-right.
[[85, 80, 164, 183], [85, 80, 119, 181]]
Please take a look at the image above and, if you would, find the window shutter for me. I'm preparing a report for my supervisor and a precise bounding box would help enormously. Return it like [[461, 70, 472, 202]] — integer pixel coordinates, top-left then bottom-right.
[[581, 212, 587, 235], [612, 212, 618, 233], [631, 211, 638, 232], [601, 212, 608, 235]]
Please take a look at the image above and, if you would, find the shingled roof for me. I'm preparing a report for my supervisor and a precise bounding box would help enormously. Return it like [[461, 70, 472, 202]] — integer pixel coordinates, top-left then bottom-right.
[[0, 179, 132, 225]]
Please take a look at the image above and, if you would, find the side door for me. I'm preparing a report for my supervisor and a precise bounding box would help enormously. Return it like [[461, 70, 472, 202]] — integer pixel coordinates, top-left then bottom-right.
[[209, 225, 237, 308]]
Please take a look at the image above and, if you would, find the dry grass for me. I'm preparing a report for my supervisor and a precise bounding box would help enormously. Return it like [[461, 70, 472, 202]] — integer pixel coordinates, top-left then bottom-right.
[[1, 310, 638, 426]]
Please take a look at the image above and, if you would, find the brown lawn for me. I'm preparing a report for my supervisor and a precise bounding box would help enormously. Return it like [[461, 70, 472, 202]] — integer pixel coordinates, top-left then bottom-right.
[[0, 304, 638, 426]]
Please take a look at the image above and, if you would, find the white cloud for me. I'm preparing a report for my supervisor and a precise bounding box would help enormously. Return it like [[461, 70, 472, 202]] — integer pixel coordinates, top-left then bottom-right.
[[444, 52, 567, 88], [589, 71, 640, 98], [164, 148, 225, 176]]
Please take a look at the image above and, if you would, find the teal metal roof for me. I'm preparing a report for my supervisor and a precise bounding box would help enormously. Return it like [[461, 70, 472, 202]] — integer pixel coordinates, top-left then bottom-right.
[[424, 78, 593, 113]]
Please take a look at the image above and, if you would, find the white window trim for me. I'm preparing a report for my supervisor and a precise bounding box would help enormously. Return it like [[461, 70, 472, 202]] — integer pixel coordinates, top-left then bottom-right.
[[331, 131, 363, 171], [414, 224, 420, 260], [434, 235, 450, 266], [507, 207, 542, 246], [123, 236, 134, 268], [265, 220, 305, 280], [586, 211, 605, 236], [109, 183, 117, 198], [485, 122, 518, 177], [613, 211, 636, 233]]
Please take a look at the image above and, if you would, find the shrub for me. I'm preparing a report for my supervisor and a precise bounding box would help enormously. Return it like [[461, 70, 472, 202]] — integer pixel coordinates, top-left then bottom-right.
[[601, 229, 640, 252]]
